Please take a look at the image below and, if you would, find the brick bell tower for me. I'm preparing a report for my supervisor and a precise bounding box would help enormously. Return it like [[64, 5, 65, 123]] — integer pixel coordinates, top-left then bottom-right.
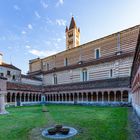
[[65, 16, 80, 50]]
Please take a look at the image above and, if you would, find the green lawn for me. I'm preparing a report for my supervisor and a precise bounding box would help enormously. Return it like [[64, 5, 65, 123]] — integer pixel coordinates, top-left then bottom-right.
[[0, 105, 129, 140]]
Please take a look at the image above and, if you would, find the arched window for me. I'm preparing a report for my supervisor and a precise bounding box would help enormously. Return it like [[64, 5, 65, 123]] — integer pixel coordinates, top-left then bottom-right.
[[53, 74, 57, 84], [64, 58, 68, 66], [110, 69, 113, 77], [82, 69, 88, 81], [95, 48, 100, 59], [47, 63, 49, 70]]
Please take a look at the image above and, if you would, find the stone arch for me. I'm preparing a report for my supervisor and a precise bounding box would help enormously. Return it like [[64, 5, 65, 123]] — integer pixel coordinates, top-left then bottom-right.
[[25, 93, 28, 101], [39, 94, 41, 101], [33, 94, 35, 101], [16, 93, 20, 106], [74, 93, 77, 103], [83, 92, 87, 101], [47, 95, 50, 101], [29, 94, 32, 101], [98, 92, 102, 101], [88, 92, 91, 101], [12, 93, 15, 102], [56, 94, 59, 101], [67, 94, 69, 101], [70, 93, 73, 101], [63, 94, 66, 101], [60, 94, 62, 101], [93, 92, 97, 101], [53, 94, 55, 101], [110, 91, 114, 101], [36, 94, 39, 101], [7, 92, 11, 102], [79, 92, 82, 101], [104, 91, 108, 101], [123, 90, 128, 102], [21, 93, 24, 102], [116, 91, 121, 101]]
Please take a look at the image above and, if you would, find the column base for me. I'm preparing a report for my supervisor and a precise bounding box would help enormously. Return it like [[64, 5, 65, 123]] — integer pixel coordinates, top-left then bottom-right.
[[0, 110, 9, 115]]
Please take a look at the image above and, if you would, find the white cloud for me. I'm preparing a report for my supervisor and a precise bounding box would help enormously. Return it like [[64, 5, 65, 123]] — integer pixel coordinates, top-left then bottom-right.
[[56, 0, 64, 7], [29, 49, 56, 57], [28, 24, 33, 30], [13, 5, 21, 11], [21, 30, 26, 34], [25, 45, 31, 49], [35, 11, 41, 18], [56, 19, 66, 26], [40, 0, 48, 8]]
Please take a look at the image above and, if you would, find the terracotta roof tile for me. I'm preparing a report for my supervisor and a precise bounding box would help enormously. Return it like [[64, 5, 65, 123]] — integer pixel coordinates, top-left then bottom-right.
[[0, 62, 21, 71]]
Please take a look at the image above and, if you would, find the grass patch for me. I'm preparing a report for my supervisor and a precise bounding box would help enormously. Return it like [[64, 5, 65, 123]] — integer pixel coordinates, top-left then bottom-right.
[[0, 105, 128, 140]]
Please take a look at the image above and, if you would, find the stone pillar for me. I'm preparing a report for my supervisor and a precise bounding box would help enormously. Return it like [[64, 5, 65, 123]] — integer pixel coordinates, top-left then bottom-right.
[[102, 92, 104, 102], [81, 92, 84, 103], [28, 94, 30, 102], [96, 92, 98, 102], [24, 94, 26, 102], [114, 92, 116, 102], [108, 92, 110, 102], [0, 77, 9, 115], [0, 92, 9, 114], [10, 94, 12, 103], [121, 91, 123, 102], [31, 94, 33, 102]]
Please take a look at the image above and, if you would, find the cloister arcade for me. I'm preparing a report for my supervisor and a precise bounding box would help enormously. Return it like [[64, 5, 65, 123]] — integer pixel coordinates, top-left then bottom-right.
[[6, 92, 42, 106], [45, 90, 129, 104], [5, 89, 129, 106]]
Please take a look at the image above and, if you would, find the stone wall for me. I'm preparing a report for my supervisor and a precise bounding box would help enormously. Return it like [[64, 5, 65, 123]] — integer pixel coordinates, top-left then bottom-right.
[[131, 30, 140, 118]]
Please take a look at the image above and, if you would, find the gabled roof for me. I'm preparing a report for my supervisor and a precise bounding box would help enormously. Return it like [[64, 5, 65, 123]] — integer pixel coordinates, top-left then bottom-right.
[[69, 16, 77, 30], [0, 62, 21, 71]]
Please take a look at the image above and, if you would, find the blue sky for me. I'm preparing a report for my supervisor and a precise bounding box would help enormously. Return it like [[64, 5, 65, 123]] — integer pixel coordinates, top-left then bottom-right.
[[0, 0, 140, 74]]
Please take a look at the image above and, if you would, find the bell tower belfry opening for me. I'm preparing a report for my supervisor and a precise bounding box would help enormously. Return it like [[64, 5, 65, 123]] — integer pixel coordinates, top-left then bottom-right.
[[65, 16, 80, 50]]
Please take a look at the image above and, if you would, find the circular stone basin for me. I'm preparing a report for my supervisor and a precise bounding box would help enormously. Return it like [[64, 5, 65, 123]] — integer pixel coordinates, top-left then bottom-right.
[[42, 126, 78, 139]]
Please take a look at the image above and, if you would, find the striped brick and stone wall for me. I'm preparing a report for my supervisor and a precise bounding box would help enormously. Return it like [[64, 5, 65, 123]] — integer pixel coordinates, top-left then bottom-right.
[[131, 30, 140, 117]]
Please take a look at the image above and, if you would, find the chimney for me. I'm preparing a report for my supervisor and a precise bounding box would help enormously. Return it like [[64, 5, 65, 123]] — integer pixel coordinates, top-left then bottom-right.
[[0, 53, 3, 65]]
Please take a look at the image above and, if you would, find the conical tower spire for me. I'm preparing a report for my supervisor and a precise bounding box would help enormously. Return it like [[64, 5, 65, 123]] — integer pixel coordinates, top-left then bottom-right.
[[69, 16, 77, 30]]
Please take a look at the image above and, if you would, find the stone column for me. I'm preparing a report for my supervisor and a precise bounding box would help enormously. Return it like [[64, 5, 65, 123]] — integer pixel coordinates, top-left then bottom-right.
[[102, 92, 104, 102], [121, 91, 123, 102], [31, 94, 33, 102], [10, 94, 12, 103], [24, 94, 26, 102], [91, 93, 93, 102], [114, 92, 116, 102], [0, 92, 9, 115], [28, 94, 30, 102], [96, 92, 98, 102], [82, 93, 84, 102], [108, 92, 110, 102]]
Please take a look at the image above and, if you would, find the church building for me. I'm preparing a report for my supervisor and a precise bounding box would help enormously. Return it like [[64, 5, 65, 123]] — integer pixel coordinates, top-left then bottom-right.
[[28, 17, 140, 105]]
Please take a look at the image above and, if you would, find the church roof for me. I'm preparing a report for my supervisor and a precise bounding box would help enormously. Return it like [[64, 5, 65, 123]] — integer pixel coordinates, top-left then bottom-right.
[[0, 62, 21, 71], [69, 16, 77, 30]]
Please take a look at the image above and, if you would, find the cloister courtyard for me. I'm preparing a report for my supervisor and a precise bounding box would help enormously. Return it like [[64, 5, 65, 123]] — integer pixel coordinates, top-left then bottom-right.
[[0, 105, 136, 140]]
